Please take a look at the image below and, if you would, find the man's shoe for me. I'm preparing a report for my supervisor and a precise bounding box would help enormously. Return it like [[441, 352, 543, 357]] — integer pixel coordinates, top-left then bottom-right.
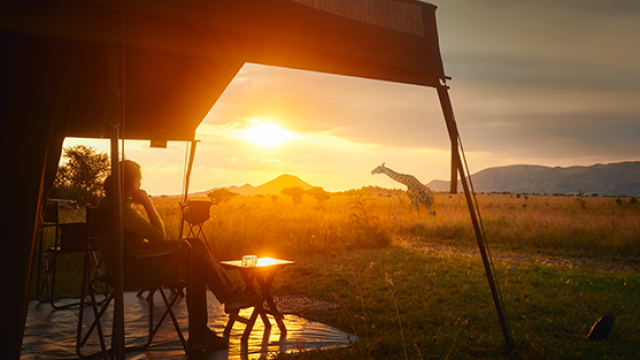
[[189, 328, 228, 352], [224, 288, 262, 314]]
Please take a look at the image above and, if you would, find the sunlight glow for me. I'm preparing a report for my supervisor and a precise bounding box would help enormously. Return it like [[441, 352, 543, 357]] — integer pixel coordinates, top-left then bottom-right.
[[245, 122, 293, 146], [257, 257, 278, 266]]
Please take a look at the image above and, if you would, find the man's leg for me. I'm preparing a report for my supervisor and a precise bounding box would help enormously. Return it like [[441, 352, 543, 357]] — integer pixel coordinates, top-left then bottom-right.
[[185, 238, 234, 303], [187, 277, 209, 336]]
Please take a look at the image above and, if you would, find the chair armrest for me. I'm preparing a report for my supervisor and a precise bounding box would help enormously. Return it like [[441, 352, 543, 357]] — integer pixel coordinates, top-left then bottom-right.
[[127, 240, 184, 259]]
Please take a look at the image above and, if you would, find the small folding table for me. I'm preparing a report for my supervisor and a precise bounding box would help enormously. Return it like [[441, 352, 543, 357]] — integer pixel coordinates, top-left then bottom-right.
[[220, 258, 295, 342]]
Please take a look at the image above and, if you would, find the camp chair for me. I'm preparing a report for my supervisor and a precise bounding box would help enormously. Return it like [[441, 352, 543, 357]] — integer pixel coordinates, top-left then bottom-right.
[[76, 206, 193, 358], [39, 202, 104, 309], [180, 199, 213, 244], [35, 199, 61, 302]]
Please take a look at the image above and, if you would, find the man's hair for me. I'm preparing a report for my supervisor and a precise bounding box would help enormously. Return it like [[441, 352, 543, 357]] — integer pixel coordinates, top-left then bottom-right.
[[103, 160, 142, 198]]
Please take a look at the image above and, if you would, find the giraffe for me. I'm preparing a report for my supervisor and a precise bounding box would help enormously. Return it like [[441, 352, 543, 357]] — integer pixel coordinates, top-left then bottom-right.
[[371, 162, 436, 216]]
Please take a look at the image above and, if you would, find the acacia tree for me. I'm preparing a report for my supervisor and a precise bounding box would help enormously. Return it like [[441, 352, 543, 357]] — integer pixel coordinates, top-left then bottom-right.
[[307, 186, 330, 205], [52, 145, 110, 204], [207, 188, 238, 204], [281, 186, 305, 205]]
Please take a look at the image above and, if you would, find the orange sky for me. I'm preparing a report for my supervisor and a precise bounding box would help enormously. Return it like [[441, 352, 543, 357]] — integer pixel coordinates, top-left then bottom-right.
[[62, 1, 640, 196]]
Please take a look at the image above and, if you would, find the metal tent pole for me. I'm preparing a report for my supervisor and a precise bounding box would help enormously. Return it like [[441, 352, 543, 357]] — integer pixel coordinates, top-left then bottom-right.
[[109, 123, 125, 360], [183, 139, 199, 204], [437, 84, 513, 348], [179, 139, 199, 238], [104, 36, 125, 358], [112, 10, 126, 356]]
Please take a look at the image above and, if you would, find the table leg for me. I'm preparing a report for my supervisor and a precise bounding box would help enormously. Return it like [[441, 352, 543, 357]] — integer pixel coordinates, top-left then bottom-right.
[[256, 269, 287, 334], [224, 265, 290, 342]]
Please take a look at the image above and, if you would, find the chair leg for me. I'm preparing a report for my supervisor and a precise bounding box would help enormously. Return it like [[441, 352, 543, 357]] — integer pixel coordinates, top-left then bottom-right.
[[44, 248, 60, 307], [77, 284, 112, 359], [77, 261, 112, 360], [89, 251, 108, 303], [36, 224, 60, 302], [36, 250, 51, 302], [156, 286, 189, 352]]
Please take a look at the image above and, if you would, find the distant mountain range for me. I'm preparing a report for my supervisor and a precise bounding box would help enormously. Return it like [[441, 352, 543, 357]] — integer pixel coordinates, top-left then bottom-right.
[[427, 161, 640, 196], [186, 161, 640, 198], [202, 174, 314, 196]]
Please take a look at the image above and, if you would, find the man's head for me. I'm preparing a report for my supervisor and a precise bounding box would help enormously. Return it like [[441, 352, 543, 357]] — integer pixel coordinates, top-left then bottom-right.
[[104, 160, 142, 198]]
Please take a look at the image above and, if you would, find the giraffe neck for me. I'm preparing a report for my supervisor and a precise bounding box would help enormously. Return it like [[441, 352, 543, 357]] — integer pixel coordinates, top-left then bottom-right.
[[383, 168, 414, 187]]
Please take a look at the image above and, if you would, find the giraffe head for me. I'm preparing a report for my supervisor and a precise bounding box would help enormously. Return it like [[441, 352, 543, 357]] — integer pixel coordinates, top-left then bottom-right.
[[371, 162, 386, 175]]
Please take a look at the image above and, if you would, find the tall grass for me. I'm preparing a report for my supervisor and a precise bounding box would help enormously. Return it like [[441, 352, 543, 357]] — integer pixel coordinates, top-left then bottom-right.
[[152, 191, 640, 262], [32, 191, 640, 300]]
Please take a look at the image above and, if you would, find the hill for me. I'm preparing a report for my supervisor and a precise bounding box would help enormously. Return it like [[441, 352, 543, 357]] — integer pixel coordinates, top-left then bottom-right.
[[206, 174, 314, 196], [427, 161, 640, 196]]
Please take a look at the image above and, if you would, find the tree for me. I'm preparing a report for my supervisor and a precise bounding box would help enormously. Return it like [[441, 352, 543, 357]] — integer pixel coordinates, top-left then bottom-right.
[[281, 186, 305, 205], [307, 186, 330, 205], [55, 145, 110, 191], [207, 188, 238, 204], [51, 145, 110, 204]]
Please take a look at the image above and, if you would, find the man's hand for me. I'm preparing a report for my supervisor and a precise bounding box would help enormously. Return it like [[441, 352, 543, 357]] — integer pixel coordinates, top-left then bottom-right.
[[130, 189, 151, 205]]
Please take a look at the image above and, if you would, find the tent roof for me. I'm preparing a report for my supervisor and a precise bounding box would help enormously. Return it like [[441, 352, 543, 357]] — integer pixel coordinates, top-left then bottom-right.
[[1, 0, 446, 141]]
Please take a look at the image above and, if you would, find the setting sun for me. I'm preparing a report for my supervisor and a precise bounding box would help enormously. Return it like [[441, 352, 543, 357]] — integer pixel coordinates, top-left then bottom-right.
[[245, 122, 293, 146]]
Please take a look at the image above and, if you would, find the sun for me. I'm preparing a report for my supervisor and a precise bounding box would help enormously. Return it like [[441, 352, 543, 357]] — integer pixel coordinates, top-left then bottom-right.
[[245, 122, 293, 146]]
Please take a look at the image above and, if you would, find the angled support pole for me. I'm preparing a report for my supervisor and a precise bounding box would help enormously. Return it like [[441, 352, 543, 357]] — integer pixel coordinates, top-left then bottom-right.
[[437, 84, 513, 349], [179, 139, 200, 239]]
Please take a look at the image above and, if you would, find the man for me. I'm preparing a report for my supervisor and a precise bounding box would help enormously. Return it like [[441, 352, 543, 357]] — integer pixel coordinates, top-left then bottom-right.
[[99, 160, 259, 351]]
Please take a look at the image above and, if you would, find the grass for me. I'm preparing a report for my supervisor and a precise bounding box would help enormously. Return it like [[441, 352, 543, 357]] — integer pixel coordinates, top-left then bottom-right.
[[275, 247, 640, 359], [30, 190, 640, 359]]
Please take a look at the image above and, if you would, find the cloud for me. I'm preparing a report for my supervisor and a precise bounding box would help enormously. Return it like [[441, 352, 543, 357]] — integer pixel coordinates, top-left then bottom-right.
[[206, 64, 452, 151], [431, 0, 640, 166]]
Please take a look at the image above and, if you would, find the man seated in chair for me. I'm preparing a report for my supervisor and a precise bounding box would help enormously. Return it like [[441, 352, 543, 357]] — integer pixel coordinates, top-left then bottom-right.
[[99, 160, 260, 352]]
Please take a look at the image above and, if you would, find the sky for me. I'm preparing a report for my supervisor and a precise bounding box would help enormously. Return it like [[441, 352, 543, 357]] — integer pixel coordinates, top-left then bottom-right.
[[63, 0, 640, 196]]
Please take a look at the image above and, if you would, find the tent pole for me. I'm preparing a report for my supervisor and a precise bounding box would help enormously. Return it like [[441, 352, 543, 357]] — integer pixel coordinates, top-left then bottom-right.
[[183, 139, 199, 204], [437, 85, 513, 348], [450, 136, 459, 193], [112, 9, 126, 356], [109, 122, 125, 359], [179, 139, 199, 238]]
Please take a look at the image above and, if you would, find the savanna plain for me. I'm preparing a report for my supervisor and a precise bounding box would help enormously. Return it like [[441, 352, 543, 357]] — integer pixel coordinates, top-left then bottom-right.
[[33, 189, 640, 359]]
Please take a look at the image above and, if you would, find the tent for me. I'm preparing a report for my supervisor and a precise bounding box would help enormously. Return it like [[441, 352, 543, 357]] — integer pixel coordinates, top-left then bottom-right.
[[0, 1, 510, 358]]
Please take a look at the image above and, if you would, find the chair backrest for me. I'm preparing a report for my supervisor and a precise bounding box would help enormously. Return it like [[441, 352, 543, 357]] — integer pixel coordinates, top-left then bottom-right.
[[85, 205, 117, 275], [43, 200, 60, 226], [58, 222, 91, 253]]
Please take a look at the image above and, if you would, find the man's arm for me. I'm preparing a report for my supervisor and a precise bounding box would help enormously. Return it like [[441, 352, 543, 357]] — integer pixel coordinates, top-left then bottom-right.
[[128, 189, 166, 242]]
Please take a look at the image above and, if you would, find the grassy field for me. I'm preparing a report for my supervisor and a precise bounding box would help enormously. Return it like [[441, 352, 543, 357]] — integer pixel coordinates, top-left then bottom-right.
[[31, 190, 640, 359]]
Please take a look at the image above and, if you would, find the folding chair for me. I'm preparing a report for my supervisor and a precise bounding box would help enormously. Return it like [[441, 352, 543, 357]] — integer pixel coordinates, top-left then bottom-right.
[[35, 199, 61, 302], [180, 199, 213, 242], [77, 206, 193, 358], [39, 202, 104, 308]]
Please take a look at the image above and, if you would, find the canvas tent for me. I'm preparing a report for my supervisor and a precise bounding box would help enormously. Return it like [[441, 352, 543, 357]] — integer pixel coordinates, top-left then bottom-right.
[[0, 0, 509, 358]]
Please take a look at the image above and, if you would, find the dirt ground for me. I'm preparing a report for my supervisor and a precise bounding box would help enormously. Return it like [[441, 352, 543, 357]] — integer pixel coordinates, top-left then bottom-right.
[[396, 237, 640, 274]]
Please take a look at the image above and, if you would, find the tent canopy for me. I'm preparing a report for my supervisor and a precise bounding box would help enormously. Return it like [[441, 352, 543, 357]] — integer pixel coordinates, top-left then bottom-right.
[[2, 0, 445, 141]]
